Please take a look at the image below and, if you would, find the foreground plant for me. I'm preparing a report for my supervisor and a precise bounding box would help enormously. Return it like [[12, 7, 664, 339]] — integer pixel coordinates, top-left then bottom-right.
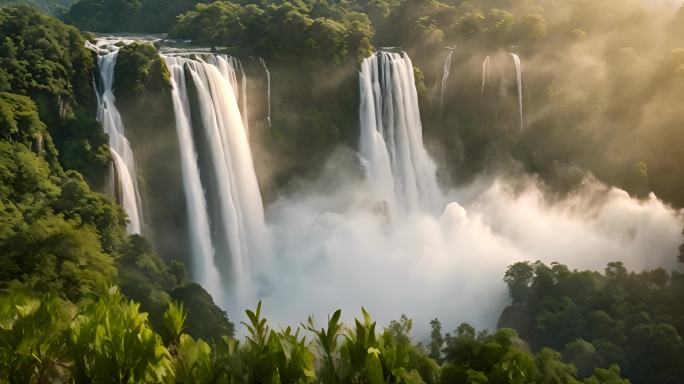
[[68, 286, 174, 383], [0, 290, 632, 384]]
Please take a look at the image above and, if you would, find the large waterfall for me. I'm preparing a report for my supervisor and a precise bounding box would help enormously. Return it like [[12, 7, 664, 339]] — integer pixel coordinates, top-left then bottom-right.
[[90, 40, 143, 234], [164, 54, 267, 308], [359, 52, 441, 215]]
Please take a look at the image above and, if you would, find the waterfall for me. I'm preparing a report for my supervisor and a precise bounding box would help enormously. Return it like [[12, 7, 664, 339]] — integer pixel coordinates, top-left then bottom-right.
[[259, 58, 271, 127], [440, 48, 453, 107], [238, 60, 250, 136], [359, 51, 441, 215], [509, 53, 523, 132], [208, 55, 250, 136], [163, 54, 267, 308], [90, 41, 143, 234], [481, 55, 490, 95]]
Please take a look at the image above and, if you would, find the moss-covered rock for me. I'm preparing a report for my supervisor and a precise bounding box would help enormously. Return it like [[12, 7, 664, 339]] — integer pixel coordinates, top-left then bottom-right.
[[114, 42, 171, 100]]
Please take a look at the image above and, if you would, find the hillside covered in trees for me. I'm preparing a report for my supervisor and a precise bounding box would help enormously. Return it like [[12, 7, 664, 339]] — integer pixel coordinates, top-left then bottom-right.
[[66, 0, 684, 207], [0, 1, 683, 383]]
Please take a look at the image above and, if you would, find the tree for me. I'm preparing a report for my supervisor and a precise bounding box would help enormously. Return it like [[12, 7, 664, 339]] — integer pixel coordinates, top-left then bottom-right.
[[504, 261, 535, 304], [429, 318, 443, 361]]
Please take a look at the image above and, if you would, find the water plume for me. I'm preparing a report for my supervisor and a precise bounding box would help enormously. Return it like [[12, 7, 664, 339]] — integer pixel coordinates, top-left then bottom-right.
[[249, 51, 682, 338], [260, 161, 682, 337]]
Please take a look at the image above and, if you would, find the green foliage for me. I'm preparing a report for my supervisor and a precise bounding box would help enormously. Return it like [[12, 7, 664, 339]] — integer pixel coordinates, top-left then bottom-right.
[[0, 8, 232, 348], [63, 0, 684, 207], [113, 42, 171, 100], [428, 318, 443, 362], [0, 5, 109, 182], [441, 326, 537, 384], [68, 286, 174, 383], [0, 289, 72, 384], [174, 333, 212, 383], [69, 0, 204, 33], [170, 0, 374, 64], [0, 289, 634, 384], [500, 261, 684, 383], [0, 3, 679, 384], [504, 261, 535, 305], [0, 6, 91, 99], [306, 308, 343, 382], [583, 365, 629, 384], [162, 301, 187, 348], [440, 324, 631, 384], [170, 283, 235, 341], [0, 92, 58, 165], [0, 140, 121, 301], [0, 0, 77, 16]]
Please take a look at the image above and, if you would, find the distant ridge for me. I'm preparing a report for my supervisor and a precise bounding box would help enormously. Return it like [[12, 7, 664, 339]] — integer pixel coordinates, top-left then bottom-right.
[[0, 0, 76, 15]]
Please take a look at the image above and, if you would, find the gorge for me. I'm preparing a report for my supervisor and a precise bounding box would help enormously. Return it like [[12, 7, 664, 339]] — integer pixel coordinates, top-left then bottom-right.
[[94, 39, 683, 332], [3, 2, 684, 381]]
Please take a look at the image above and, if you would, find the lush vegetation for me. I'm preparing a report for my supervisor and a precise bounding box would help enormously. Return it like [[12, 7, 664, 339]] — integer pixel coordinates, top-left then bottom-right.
[[68, 0, 205, 32], [1, 289, 636, 383], [68, 0, 684, 207], [170, 1, 374, 64], [0, 0, 75, 15], [0, 5, 109, 183], [0, 1, 683, 382], [0, 4, 233, 346], [499, 261, 684, 383]]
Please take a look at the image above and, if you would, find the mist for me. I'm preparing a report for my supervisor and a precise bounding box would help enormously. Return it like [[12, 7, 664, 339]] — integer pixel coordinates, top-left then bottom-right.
[[398, 0, 684, 208], [91, 0, 684, 339], [241, 149, 683, 338]]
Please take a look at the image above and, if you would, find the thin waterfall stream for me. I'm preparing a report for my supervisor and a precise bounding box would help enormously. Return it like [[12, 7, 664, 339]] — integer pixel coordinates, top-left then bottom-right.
[[89, 38, 143, 234]]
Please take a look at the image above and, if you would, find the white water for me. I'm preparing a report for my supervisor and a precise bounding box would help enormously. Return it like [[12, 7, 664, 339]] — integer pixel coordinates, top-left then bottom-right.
[[208, 55, 250, 136], [164, 54, 267, 310], [481, 55, 490, 95], [260, 58, 272, 127], [510, 53, 523, 132], [238, 60, 250, 136], [440, 49, 454, 107], [257, 51, 683, 336], [165, 56, 223, 304], [90, 41, 143, 234], [84, 43, 683, 338], [358, 52, 442, 215]]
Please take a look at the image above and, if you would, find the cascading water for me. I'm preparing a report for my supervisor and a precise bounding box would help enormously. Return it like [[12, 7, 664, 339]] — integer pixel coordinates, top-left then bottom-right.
[[440, 48, 454, 107], [207, 55, 250, 136], [163, 54, 267, 309], [259, 58, 271, 127], [481, 55, 490, 95], [509, 53, 523, 132], [89, 39, 143, 234], [359, 51, 442, 215]]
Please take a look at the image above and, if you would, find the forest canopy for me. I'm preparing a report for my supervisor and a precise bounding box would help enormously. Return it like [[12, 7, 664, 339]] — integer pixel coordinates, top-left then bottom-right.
[[0, 3, 234, 354], [65, 0, 684, 207], [0, 1, 683, 383]]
